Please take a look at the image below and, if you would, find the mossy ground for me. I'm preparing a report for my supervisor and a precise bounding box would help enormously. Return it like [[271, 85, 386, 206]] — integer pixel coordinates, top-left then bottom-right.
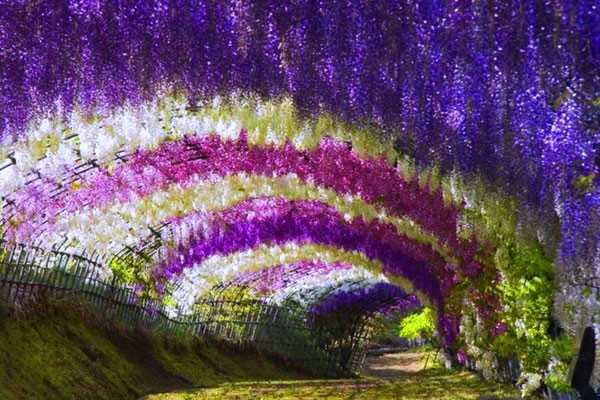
[[0, 296, 308, 400], [145, 352, 523, 400]]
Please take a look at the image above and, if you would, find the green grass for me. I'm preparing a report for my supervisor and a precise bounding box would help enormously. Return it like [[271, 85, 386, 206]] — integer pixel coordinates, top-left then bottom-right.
[[0, 296, 308, 400], [144, 356, 523, 400]]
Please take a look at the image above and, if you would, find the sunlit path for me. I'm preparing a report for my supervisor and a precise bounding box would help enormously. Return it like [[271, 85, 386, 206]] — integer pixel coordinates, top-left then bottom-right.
[[142, 351, 521, 400], [362, 351, 424, 378]]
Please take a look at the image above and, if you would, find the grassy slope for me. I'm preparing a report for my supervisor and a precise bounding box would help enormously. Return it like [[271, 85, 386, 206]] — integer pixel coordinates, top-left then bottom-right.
[[0, 297, 308, 400]]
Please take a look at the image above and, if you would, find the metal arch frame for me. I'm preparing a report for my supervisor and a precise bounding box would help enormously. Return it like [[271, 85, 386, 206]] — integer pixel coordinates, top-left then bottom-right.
[[207, 262, 346, 299], [303, 278, 414, 375], [0, 130, 202, 254], [0, 134, 421, 377], [203, 272, 417, 375], [1, 134, 436, 312], [0, 133, 133, 226], [277, 275, 379, 308]]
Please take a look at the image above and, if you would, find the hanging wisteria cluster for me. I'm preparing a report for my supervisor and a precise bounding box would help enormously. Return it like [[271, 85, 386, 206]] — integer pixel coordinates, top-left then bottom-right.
[[1, 103, 491, 344], [0, 0, 598, 391], [309, 283, 420, 317]]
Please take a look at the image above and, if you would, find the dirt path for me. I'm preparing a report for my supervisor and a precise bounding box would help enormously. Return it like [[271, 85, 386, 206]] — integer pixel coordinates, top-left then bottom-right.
[[361, 351, 426, 379]]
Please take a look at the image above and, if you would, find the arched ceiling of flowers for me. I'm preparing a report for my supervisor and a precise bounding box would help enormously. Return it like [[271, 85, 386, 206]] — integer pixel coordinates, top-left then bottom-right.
[[0, 1, 598, 350], [0, 108, 485, 343]]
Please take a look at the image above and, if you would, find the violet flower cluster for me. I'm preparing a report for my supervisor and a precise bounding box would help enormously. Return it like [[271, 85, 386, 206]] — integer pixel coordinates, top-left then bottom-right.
[[225, 260, 353, 296], [160, 197, 444, 304], [9, 134, 461, 250], [159, 196, 505, 342], [308, 283, 420, 318]]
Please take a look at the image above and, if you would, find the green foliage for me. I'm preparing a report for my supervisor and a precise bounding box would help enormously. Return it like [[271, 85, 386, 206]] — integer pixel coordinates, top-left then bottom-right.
[[442, 173, 562, 386], [398, 307, 436, 344], [573, 173, 596, 193], [544, 335, 575, 392], [545, 365, 574, 394], [494, 240, 556, 371], [109, 257, 142, 283], [109, 256, 157, 301]]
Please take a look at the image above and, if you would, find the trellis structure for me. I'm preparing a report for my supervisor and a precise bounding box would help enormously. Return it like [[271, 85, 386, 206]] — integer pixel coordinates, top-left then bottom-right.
[[0, 1, 598, 394]]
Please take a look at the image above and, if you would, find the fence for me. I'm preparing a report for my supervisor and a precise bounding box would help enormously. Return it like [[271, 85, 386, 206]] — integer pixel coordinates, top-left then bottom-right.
[[0, 241, 371, 376]]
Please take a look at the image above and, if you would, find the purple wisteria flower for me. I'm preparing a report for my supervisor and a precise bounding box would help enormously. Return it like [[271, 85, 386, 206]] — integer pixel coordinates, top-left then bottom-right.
[[308, 283, 420, 317]]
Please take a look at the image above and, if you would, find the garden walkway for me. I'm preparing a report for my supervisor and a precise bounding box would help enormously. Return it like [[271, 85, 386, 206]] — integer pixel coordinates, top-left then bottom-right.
[[142, 350, 522, 399], [361, 351, 424, 378]]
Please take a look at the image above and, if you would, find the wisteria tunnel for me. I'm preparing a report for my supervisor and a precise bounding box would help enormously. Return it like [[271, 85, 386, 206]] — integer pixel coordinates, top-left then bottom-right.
[[0, 0, 599, 396]]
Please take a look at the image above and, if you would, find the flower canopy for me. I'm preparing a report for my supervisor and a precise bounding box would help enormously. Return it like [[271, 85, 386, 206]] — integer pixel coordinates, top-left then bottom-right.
[[0, 0, 598, 388], [1, 101, 487, 343]]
